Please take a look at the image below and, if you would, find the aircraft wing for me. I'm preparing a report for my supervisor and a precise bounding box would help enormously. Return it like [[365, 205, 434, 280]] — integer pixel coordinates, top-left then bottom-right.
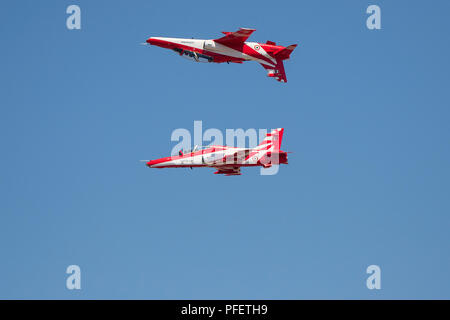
[[214, 28, 256, 46], [260, 60, 287, 83], [213, 166, 241, 176]]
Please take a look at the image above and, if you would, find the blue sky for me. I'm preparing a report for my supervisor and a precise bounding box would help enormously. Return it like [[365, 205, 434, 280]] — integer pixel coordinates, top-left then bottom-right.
[[1, 0, 449, 299]]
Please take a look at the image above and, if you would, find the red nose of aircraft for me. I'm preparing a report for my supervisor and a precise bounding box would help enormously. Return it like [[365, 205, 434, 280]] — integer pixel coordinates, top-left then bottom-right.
[[146, 37, 168, 47], [146, 37, 156, 45], [146, 156, 173, 168], [146, 159, 165, 168]]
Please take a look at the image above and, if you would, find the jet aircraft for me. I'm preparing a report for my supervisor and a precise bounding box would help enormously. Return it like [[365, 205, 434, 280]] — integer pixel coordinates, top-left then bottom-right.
[[145, 28, 297, 82], [145, 128, 288, 176]]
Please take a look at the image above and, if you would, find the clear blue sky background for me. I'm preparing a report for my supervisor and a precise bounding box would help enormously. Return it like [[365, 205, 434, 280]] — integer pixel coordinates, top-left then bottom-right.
[[1, 0, 449, 299]]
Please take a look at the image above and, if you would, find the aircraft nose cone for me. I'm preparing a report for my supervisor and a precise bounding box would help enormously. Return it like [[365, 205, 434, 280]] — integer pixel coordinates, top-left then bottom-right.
[[146, 159, 162, 168], [146, 37, 163, 46], [146, 37, 171, 48]]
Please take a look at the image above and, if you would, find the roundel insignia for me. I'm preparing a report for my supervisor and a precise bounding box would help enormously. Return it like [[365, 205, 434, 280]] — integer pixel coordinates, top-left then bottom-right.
[[252, 156, 258, 161], [254, 45, 260, 51]]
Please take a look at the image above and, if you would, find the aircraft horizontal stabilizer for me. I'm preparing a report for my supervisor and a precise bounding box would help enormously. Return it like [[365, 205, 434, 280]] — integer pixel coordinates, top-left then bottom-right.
[[275, 44, 297, 60]]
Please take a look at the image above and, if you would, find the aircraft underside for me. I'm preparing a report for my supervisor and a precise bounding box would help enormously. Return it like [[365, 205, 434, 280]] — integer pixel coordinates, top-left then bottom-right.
[[172, 46, 251, 64]]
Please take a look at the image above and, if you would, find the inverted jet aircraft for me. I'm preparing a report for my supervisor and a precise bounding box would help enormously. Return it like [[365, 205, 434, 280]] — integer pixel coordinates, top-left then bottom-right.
[[145, 128, 288, 176], [145, 28, 297, 82]]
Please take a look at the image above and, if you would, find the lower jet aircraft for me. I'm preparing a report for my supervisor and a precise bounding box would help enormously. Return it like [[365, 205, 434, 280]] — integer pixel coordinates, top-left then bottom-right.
[[145, 28, 297, 82], [145, 128, 288, 176]]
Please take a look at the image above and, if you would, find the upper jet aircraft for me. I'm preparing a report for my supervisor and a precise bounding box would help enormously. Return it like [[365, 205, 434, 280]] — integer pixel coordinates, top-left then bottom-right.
[[145, 28, 297, 82]]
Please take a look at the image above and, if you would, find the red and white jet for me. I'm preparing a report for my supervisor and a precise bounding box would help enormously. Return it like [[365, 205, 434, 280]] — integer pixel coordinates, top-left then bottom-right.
[[145, 28, 297, 82], [145, 128, 288, 176]]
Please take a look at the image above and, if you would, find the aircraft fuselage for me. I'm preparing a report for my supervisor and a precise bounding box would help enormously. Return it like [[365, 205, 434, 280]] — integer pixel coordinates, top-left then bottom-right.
[[146, 37, 281, 68]]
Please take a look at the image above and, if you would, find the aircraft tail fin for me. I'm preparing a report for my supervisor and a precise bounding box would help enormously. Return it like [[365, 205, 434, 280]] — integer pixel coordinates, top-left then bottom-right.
[[255, 128, 288, 167], [257, 128, 284, 151], [275, 44, 297, 60]]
